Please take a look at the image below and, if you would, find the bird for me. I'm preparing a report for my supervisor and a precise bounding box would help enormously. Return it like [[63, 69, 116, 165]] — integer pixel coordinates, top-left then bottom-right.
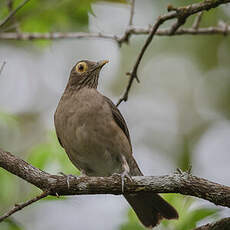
[[54, 59, 178, 228]]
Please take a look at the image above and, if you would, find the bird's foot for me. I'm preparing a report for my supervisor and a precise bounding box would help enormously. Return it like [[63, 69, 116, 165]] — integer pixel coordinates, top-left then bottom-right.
[[59, 172, 78, 189], [119, 154, 133, 193], [121, 170, 133, 193], [112, 172, 132, 193]]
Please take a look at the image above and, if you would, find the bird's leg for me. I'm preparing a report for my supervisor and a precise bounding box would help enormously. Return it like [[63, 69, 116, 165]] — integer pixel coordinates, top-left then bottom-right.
[[59, 172, 82, 189], [59, 172, 75, 189], [120, 154, 133, 193]]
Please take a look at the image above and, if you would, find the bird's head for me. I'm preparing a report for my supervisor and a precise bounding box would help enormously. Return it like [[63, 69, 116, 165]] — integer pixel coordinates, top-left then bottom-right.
[[68, 59, 109, 89]]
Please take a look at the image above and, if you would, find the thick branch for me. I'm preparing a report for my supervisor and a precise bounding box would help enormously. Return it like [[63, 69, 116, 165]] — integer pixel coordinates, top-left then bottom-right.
[[0, 148, 230, 207], [193, 217, 230, 230]]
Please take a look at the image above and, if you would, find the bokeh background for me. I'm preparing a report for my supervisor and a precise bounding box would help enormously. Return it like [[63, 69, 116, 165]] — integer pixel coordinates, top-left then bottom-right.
[[1, 0, 230, 229]]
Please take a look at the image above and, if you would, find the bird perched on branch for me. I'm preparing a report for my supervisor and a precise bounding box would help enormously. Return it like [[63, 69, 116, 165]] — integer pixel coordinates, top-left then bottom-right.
[[54, 59, 178, 228]]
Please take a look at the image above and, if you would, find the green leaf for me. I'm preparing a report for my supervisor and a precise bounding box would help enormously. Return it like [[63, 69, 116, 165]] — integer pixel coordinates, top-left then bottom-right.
[[120, 209, 145, 230], [0, 111, 19, 128], [120, 194, 220, 230], [2, 218, 23, 230], [161, 194, 219, 230], [27, 130, 79, 175]]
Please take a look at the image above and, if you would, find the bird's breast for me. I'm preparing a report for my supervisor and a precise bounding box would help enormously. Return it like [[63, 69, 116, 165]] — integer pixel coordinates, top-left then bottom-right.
[[55, 88, 124, 176]]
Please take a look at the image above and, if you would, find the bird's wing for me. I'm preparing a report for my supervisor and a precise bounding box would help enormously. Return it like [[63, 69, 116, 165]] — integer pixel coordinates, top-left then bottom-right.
[[103, 96, 144, 176], [54, 111, 64, 148], [103, 96, 131, 146], [57, 136, 64, 148]]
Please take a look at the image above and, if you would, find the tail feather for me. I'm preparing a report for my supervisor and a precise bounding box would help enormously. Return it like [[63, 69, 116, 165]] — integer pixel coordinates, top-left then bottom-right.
[[124, 193, 178, 228], [126, 156, 178, 228]]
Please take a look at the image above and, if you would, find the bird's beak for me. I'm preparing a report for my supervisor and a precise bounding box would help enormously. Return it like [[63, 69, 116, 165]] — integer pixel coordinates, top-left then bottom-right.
[[97, 60, 109, 69]]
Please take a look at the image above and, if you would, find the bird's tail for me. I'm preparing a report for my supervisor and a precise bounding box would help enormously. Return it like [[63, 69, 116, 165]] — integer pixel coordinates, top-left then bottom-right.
[[126, 156, 178, 228], [124, 193, 178, 228]]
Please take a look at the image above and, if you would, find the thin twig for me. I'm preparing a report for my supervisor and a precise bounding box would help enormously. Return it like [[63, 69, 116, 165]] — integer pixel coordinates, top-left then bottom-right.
[[0, 190, 50, 223], [0, 23, 19, 32], [116, 16, 166, 106], [0, 61, 6, 75], [0, 0, 31, 29], [117, 11, 176, 106], [0, 31, 117, 40], [169, 18, 186, 35], [7, 0, 14, 12], [167, 5, 187, 35], [192, 12, 203, 30], [0, 0, 229, 227], [0, 25, 230, 41], [218, 20, 229, 36], [129, 0, 135, 26], [116, 0, 230, 106], [117, 0, 135, 45]]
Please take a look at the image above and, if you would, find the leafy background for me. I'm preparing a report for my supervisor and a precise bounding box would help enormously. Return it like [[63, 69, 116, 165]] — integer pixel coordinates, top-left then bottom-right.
[[0, 0, 230, 229]]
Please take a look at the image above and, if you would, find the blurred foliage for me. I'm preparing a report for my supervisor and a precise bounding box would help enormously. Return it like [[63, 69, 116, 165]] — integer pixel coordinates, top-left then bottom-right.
[[27, 130, 78, 175], [0, 128, 79, 229], [0, 0, 127, 33], [0, 111, 19, 127], [120, 194, 219, 230], [1, 219, 24, 230], [0, 0, 230, 229]]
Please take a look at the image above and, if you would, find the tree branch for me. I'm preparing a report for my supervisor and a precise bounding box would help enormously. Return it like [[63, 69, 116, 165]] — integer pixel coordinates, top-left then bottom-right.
[[193, 217, 230, 230], [6, 0, 14, 13], [0, 0, 31, 29], [192, 12, 204, 30], [117, 0, 135, 45], [0, 146, 230, 223], [0, 191, 50, 223], [1, 0, 230, 226], [0, 148, 230, 206], [0, 25, 230, 41], [128, 0, 135, 26], [116, 0, 230, 106], [0, 31, 117, 41]]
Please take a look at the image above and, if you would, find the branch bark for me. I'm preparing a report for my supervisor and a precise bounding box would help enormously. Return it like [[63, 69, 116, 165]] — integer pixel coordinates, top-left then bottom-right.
[[1, 0, 230, 227], [1, 148, 230, 205], [193, 217, 230, 230]]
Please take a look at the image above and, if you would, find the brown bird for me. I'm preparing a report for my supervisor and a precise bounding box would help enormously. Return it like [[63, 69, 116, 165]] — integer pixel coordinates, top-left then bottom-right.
[[54, 59, 178, 228]]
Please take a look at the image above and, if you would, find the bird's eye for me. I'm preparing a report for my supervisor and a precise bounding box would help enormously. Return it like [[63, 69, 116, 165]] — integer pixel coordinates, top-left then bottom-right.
[[75, 62, 88, 73]]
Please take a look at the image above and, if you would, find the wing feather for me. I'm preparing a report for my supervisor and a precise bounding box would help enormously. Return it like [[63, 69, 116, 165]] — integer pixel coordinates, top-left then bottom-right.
[[103, 96, 131, 147]]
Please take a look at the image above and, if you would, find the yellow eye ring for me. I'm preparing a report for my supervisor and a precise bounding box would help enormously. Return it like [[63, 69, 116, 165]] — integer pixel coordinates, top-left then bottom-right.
[[75, 62, 88, 73]]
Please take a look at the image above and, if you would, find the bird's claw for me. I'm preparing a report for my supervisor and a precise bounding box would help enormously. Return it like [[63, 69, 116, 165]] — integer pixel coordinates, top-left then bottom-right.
[[121, 171, 133, 193], [59, 172, 77, 189], [112, 172, 132, 193]]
